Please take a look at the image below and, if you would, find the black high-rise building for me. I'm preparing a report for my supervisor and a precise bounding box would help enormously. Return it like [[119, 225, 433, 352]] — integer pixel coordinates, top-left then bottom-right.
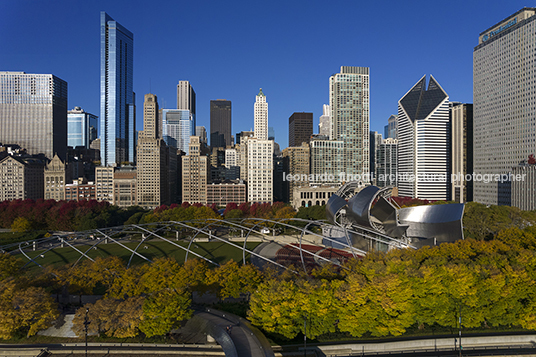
[[210, 100, 231, 148], [289, 112, 313, 147]]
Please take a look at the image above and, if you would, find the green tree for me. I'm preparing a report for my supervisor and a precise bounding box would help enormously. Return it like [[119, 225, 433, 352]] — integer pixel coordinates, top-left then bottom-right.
[[248, 277, 340, 340], [207, 260, 262, 300], [139, 289, 192, 337], [336, 255, 414, 337]]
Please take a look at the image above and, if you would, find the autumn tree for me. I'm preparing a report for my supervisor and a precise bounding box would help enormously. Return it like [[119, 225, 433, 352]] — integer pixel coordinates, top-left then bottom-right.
[[0, 279, 59, 338], [73, 297, 144, 338], [0, 253, 23, 280], [11, 217, 33, 232]]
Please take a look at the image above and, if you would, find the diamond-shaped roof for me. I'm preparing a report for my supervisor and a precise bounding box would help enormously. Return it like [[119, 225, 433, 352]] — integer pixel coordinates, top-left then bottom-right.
[[399, 75, 447, 122]]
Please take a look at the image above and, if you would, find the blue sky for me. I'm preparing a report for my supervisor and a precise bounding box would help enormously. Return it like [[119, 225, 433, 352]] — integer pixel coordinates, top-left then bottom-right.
[[0, 0, 530, 149]]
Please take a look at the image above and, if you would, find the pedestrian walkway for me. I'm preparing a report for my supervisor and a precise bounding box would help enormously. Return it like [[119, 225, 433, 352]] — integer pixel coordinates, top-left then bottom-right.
[[198, 308, 274, 357]]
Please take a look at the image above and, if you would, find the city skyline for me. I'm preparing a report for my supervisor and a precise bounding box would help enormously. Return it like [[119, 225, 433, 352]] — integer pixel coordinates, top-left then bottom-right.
[[2, 1, 530, 149]]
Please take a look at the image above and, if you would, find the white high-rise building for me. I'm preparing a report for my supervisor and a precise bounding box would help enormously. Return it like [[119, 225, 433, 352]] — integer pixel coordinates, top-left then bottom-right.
[[254, 88, 268, 140], [225, 148, 238, 168], [329, 66, 370, 180], [318, 104, 331, 137], [474, 8, 536, 206], [397, 75, 450, 200], [246, 137, 274, 203]]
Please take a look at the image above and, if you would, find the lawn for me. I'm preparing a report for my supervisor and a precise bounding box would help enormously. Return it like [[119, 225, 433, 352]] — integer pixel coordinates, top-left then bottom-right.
[[19, 239, 262, 270]]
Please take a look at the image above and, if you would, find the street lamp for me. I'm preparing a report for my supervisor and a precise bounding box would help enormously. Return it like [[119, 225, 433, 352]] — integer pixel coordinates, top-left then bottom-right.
[[458, 307, 462, 357], [303, 313, 308, 357], [83, 308, 90, 357]]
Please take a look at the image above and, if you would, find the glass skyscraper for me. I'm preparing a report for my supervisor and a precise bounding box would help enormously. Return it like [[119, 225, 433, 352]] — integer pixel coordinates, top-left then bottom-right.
[[100, 11, 135, 166], [0, 72, 68, 159], [161, 109, 194, 154], [67, 107, 98, 148]]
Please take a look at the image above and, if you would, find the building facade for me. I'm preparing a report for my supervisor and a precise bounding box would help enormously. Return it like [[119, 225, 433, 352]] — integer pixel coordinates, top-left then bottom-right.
[[65, 179, 96, 201], [292, 185, 338, 210], [137, 94, 169, 209], [206, 181, 247, 206], [100, 12, 135, 166], [44, 154, 69, 200], [329, 66, 370, 179], [182, 136, 209, 204], [95, 166, 114, 203], [511, 164, 536, 210], [473, 8, 536, 205], [0, 72, 67, 160], [113, 166, 137, 207], [451, 103, 473, 203], [68, 107, 98, 149], [369, 131, 383, 183], [282, 143, 310, 205], [398, 75, 450, 200], [210, 99, 232, 148], [289, 112, 313, 147], [310, 137, 345, 184], [246, 137, 274, 203], [376, 138, 398, 188], [0, 156, 44, 201]]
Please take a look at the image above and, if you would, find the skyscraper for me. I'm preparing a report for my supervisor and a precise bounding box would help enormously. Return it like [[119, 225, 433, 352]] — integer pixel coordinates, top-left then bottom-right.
[[196, 126, 207, 145], [246, 137, 274, 203], [100, 12, 135, 166], [161, 109, 194, 153], [68, 107, 98, 149], [451, 103, 473, 203], [137, 94, 170, 208], [369, 131, 382, 181], [182, 136, 209, 204], [329, 66, 370, 179], [0, 72, 67, 160], [385, 114, 398, 139], [318, 104, 331, 137], [282, 143, 310, 205], [289, 112, 313, 147], [474, 8, 536, 206], [397, 75, 450, 200], [210, 99, 232, 148], [376, 138, 398, 188], [177, 81, 196, 114], [254, 89, 268, 140]]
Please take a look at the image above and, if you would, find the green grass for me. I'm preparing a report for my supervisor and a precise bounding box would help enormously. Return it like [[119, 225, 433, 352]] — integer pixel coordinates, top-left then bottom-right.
[[0, 231, 48, 249], [20, 239, 262, 270]]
